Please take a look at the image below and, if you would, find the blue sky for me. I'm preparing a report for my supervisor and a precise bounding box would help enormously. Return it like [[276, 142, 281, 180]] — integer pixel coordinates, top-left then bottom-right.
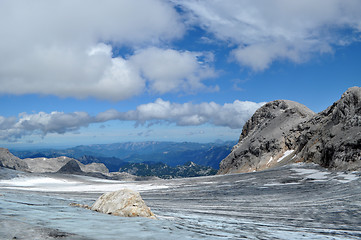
[[0, 0, 360, 149]]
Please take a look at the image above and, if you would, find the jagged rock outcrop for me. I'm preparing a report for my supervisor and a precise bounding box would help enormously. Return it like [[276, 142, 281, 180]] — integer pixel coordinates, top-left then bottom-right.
[[218, 100, 315, 174], [293, 86, 361, 170], [0, 148, 29, 171], [90, 189, 156, 219], [218, 86, 361, 174]]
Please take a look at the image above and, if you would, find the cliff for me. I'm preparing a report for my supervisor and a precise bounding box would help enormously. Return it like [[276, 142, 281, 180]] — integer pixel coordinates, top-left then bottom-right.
[[294, 86, 361, 170]]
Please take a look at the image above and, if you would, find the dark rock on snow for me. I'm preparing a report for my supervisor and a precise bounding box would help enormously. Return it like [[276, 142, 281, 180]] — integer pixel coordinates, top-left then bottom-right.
[[57, 159, 83, 174]]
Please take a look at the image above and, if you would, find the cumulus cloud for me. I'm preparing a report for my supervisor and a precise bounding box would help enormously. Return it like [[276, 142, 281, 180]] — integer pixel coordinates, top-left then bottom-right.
[[175, 0, 361, 71], [1, 0, 360, 100], [130, 47, 217, 94], [0, 99, 265, 142], [1, 0, 218, 100], [16, 112, 93, 134], [0, 111, 94, 141], [100, 98, 264, 128]]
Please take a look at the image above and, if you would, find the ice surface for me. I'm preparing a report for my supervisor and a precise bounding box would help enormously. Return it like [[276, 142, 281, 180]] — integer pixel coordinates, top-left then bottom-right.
[[335, 172, 359, 183], [0, 175, 169, 193], [0, 164, 360, 240], [292, 167, 330, 181], [0, 176, 79, 186]]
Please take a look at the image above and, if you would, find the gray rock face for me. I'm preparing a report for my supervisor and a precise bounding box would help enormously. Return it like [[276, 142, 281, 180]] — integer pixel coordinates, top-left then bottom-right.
[[81, 162, 109, 174], [57, 159, 83, 174], [0, 148, 29, 171], [218, 87, 361, 174], [90, 189, 156, 219], [218, 100, 315, 174], [23, 156, 73, 173], [294, 86, 361, 171]]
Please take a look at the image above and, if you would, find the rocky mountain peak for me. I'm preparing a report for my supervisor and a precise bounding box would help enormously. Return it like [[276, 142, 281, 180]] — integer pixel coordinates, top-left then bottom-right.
[[321, 86, 361, 126], [219, 86, 361, 174], [341, 86, 361, 100], [239, 100, 314, 143], [295, 86, 361, 170], [219, 100, 315, 174]]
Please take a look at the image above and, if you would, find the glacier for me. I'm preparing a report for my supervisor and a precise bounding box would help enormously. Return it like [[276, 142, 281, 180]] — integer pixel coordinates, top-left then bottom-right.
[[0, 163, 360, 239]]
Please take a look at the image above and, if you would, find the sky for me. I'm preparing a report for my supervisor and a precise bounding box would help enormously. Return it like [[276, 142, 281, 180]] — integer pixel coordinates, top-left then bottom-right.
[[0, 0, 360, 149]]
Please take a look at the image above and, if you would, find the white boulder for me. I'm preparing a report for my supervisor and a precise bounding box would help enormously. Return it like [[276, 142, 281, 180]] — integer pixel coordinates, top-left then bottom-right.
[[90, 189, 156, 219]]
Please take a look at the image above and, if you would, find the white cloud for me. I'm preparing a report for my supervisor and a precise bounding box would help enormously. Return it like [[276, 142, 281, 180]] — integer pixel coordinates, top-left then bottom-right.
[[0, 99, 265, 142], [96, 98, 265, 129], [0, 0, 184, 47], [1, 0, 359, 100], [0, 111, 94, 141], [130, 47, 217, 94], [0, 0, 190, 101], [175, 0, 361, 71], [16, 112, 93, 134], [231, 41, 309, 71], [94, 57, 145, 100]]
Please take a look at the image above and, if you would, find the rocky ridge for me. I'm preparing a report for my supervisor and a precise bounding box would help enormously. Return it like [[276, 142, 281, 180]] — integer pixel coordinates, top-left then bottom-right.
[[0, 148, 29, 171], [23, 156, 109, 175], [0, 150, 156, 180], [219, 87, 361, 174], [218, 100, 315, 174], [293, 86, 361, 170], [0, 151, 110, 176]]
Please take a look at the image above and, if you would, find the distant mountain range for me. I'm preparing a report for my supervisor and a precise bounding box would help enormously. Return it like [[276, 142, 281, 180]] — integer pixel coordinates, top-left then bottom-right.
[[119, 161, 217, 179], [11, 141, 234, 172]]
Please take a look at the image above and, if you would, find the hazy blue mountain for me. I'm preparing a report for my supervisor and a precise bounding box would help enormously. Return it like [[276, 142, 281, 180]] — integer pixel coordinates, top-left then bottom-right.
[[11, 141, 234, 171], [119, 161, 217, 179]]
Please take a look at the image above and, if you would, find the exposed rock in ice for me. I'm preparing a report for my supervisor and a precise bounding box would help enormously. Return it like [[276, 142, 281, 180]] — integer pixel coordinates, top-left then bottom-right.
[[90, 189, 156, 219]]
